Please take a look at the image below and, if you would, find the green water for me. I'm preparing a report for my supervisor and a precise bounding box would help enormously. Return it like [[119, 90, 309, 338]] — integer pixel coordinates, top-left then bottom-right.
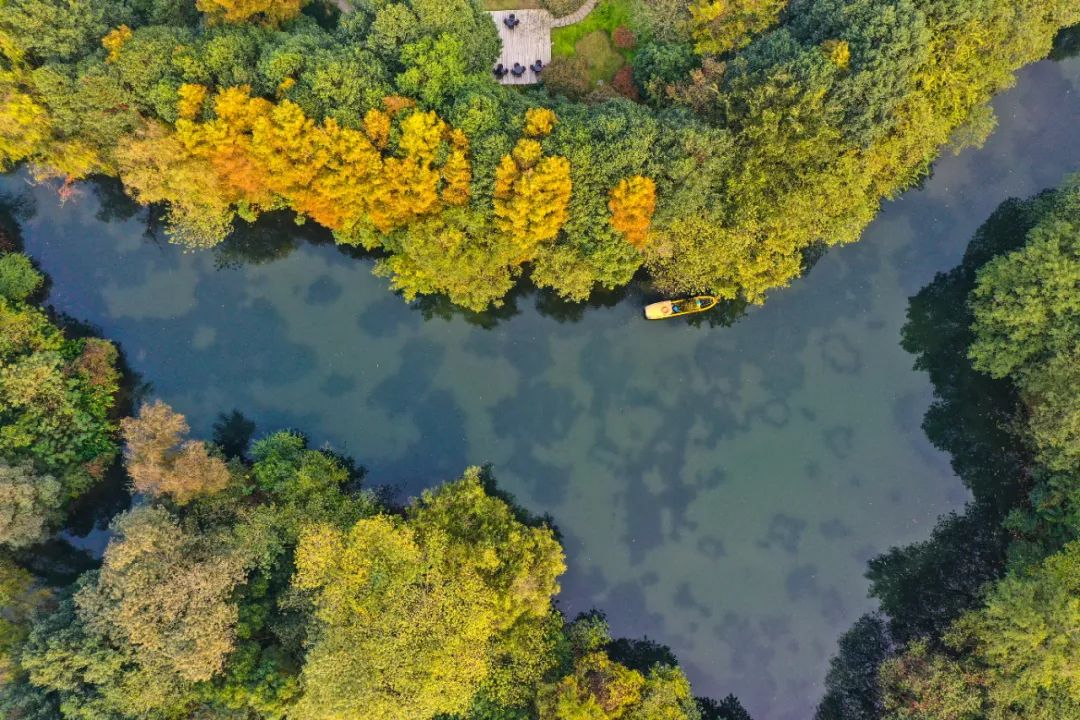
[[7, 56, 1078, 720]]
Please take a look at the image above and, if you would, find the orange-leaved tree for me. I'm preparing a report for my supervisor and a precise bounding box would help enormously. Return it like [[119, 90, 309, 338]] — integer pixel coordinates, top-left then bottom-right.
[[118, 87, 472, 247], [608, 175, 657, 249]]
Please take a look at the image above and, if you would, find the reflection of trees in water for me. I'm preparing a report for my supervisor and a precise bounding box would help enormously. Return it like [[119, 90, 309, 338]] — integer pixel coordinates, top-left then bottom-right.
[[684, 298, 748, 328], [411, 273, 630, 328], [10, 538, 98, 587], [0, 187, 37, 253], [413, 272, 749, 330], [211, 410, 257, 460], [1050, 23, 1080, 60], [88, 177, 320, 269], [90, 175, 153, 226], [414, 287, 524, 329], [88, 175, 754, 330], [212, 211, 319, 269], [815, 195, 1050, 718]]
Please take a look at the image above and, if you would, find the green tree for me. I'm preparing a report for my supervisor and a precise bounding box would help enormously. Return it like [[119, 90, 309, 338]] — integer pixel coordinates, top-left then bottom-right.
[[19, 591, 196, 719], [0, 460, 61, 548], [0, 0, 129, 63], [0, 293, 120, 503], [76, 505, 248, 683], [879, 640, 983, 720], [0, 557, 49, 682], [950, 541, 1080, 717], [293, 514, 496, 720], [0, 252, 43, 301], [968, 176, 1080, 381]]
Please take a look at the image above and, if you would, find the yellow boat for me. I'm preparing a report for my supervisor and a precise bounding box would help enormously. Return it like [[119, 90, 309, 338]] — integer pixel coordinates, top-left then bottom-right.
[[644, 295, 719, 320]]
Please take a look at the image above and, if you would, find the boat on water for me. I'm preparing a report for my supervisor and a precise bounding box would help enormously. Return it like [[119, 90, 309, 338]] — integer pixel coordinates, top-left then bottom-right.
[[644, 295, 719, 320]]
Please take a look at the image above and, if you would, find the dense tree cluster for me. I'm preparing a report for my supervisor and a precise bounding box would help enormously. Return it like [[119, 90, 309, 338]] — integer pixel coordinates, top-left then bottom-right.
[[0, 244, 122, 712], [816, 173, 1080, 720], [0, 247, 120, 532], [0, 398, 730, 720], [0, 0, 1076, 309]]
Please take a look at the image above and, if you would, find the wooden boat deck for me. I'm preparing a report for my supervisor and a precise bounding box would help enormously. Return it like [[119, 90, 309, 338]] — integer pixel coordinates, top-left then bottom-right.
[[488, 10, 551, 85]]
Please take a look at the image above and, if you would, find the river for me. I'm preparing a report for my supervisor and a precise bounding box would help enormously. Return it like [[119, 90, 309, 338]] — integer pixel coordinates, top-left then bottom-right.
[[5, 53, 1078, 720]]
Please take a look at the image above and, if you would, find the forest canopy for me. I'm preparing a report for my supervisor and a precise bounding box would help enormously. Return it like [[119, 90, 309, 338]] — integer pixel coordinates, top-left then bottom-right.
[[0, 401, 735, 720], [0, 0, 1077, 310]]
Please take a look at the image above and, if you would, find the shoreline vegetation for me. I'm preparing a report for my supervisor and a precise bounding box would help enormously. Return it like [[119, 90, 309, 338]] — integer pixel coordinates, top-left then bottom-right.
[[817, 172, 1080, 720], [0, 0, 1077, 311]]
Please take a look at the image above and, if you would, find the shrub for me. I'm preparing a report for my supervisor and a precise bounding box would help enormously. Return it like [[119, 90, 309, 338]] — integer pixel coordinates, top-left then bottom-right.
[[612, 66, 640, 100], [632, 41, 698, 103], [542, 57, 593, 101], [612, 26, 636, 49], [0, 253, 43, 301]]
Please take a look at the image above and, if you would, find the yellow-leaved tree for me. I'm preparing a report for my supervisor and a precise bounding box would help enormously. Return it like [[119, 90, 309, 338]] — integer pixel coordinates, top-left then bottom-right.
[[116, 121, 237, 247], [176, 83, 208, 120], [368, 110, 450, 233], [524, 107, 558, 138], [494, 137, 572, 261], [0, 80, 50, 171], [118, 88, 471, 248], [687, 0, 787, 56], [196, 0, 309, 26], [292, 468, 565, 720], [101, 25, 132, 63]]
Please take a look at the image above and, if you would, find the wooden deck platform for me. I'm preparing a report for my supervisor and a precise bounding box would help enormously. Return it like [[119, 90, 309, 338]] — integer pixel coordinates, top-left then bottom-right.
[[488, 10, 551, 85]]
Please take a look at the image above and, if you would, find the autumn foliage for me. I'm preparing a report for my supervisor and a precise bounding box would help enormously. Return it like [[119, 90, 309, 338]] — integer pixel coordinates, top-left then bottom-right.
[[1, 0, 1076, 315], [494, 137, 572, 260], [687, 0, 787, 56], [117, 88, 472, 247], [524, 107, 558, 138], [196, 0, 308, 26], [121, 401, 231, 504], [608, 175, 656, 249], [101, 25, 132, 63]]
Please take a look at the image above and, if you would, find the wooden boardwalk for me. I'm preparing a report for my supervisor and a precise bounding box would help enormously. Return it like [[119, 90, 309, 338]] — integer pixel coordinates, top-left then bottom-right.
[[489, 10, 551, 85]]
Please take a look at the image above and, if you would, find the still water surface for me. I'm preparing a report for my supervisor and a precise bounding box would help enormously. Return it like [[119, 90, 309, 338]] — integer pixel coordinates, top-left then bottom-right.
[[7, 55, 1079, 720]]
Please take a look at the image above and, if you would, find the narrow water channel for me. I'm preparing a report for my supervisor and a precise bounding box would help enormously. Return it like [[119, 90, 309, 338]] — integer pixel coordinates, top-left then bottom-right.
[[6, 54, 1078, 720]]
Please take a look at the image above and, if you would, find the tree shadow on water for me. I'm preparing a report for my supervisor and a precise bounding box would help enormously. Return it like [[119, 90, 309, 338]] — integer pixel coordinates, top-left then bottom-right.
[[1050, 23, 1080, 60], [413, 290, 524, 329]]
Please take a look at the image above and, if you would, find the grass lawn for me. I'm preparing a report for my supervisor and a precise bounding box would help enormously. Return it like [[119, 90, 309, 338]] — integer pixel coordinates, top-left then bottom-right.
[[550, 0, 645, 83], [573, 30, 624, 83], [551, 0, 637, 56]]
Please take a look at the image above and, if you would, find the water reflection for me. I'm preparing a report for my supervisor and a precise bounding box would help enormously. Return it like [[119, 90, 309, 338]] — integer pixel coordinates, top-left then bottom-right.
[[5, 54, 1079, 720]]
